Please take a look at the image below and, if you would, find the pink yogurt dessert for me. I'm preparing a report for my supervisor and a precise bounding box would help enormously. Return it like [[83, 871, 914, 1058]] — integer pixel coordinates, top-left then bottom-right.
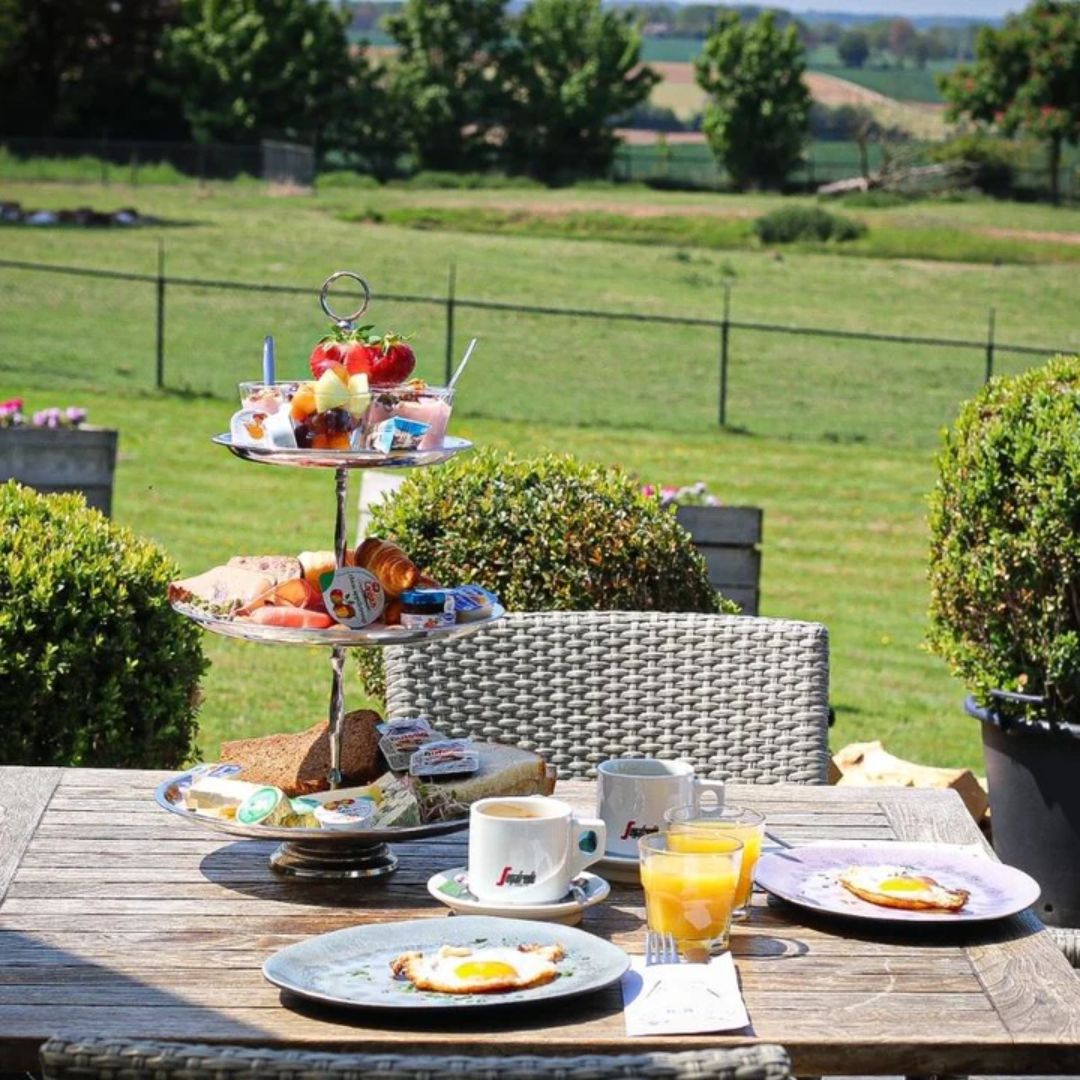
[[365, 384, 454, 450]]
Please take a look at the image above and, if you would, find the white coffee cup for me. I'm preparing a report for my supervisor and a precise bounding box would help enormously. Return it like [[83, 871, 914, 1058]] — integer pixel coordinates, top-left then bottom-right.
[[596, 758, 725, 858], [467, 796, 607, 905]]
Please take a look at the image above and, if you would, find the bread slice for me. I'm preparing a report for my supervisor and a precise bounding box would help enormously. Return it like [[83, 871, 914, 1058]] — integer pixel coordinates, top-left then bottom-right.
[[169, 566, 274, 614], [410, 743, 554, 821], [226, 555, 303, 585], [220, 710, 383, 796]]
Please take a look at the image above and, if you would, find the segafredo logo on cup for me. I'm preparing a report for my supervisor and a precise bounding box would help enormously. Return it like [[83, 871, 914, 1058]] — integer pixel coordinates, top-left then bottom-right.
[[495, 866, 537, 887], [620, 820, 660, 841]]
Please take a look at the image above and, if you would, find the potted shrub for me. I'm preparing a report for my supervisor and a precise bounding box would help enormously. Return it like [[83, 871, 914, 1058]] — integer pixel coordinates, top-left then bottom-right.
[[357, 449, 736, 700], [645, 482, 763, 615], [0, 399, 119, 515], [927, 355, 1080, 933]]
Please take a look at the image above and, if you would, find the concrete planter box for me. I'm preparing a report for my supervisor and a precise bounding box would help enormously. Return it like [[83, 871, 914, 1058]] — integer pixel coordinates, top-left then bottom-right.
[[676, 505, 763, 615], [0, 427, 119, 515]]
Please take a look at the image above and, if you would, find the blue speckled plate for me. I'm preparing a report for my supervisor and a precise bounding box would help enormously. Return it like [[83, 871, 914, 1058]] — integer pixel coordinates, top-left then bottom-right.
[[263, 915, 629, 1011]]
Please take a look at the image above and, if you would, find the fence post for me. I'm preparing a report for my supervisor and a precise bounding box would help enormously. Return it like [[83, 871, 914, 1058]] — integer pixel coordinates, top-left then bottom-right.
[[984, 306, 995, 384], [155, 239, 166, 389], [444, 262, 456, 385], [719, 283, 731, 428]]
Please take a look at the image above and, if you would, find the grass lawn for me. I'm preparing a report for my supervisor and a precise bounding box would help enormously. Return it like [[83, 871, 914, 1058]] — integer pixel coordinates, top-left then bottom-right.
[[3, 179, 1077, 774], [1, 385, 979, 773]]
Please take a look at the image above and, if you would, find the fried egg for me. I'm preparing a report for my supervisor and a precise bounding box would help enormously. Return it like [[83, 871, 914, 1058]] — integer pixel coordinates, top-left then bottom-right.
[[838, 865, 969, 912], [390, 943, 565, 994]]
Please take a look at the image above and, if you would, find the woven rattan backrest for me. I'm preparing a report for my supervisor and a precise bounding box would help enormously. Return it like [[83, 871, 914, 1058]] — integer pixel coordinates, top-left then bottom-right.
[[40, 1039, 794, 1080], [385, 610, 830, 783]]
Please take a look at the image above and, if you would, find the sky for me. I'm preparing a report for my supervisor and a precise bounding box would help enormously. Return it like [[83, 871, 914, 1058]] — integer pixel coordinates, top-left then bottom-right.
[[724, 1, 1019, 14]]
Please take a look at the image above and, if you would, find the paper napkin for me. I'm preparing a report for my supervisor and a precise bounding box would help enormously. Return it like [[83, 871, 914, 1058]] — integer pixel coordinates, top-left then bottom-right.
[[620, 953, 750, 1036]]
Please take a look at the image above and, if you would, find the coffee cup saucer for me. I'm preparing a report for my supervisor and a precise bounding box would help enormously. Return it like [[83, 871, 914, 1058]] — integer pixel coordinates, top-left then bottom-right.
[[427, 868, 610, 926], [594, 852, 641, 884]]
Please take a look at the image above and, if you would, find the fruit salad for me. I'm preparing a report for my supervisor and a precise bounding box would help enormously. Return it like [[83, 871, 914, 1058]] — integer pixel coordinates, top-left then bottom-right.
[[230, 314, 454, 453]]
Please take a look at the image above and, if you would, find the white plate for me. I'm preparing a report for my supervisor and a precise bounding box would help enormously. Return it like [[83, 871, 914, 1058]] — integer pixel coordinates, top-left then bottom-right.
[[263, 915, 629, 1010], [754, 840, 1041, 924], [171, 599, 504, 648], [427, 868, 610, 925], [214, 432, 473, 470], [594, 852, 641, 885]]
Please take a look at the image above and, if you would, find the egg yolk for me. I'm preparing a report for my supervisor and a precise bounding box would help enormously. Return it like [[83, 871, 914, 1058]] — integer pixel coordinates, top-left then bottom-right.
[[879, 877, 929, 893], [454, 960, 519, 981]]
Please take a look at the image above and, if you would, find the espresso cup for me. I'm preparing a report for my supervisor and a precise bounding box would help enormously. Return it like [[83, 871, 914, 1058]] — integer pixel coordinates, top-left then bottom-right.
[[596, 758, 724, 858], [467, 796, 607, 904]]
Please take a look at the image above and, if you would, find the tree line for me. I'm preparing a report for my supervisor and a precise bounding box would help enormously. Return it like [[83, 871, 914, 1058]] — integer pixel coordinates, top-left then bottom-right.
[[0, 0, 1076, 197], [0, 0, 657, 181]]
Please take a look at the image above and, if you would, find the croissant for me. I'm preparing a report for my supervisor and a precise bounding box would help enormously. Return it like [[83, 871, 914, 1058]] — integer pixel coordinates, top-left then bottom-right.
[[355, 537, 419, 597]]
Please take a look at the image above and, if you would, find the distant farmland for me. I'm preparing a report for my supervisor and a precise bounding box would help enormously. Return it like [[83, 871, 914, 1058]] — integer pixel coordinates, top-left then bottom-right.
[[640, 36, 951, 104]]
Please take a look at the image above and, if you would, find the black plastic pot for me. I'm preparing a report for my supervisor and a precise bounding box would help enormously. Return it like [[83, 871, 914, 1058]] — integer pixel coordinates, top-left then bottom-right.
[[966, 691, 1080, 928]]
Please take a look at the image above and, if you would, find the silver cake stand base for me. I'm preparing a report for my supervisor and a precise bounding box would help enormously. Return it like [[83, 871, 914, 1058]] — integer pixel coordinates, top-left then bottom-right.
[[269, 839, 400, 879]]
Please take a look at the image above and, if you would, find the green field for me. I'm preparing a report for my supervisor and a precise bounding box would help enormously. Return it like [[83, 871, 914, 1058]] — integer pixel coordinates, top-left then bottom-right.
[[3, 179, 1079, 773]]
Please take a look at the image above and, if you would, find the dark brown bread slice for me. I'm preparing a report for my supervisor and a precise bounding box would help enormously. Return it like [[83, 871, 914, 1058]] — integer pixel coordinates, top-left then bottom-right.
[[220, 709, 382, 796], [226, 555, 303, 586]]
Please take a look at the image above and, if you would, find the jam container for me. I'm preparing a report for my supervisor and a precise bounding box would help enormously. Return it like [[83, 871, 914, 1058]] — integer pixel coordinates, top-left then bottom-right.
[[399, 588, 455, 630]]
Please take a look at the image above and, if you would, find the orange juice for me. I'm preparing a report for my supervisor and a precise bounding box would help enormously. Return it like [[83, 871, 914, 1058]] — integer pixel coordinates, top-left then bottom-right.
[[639, 836, 742, 952], [669, 823, 763, 913]]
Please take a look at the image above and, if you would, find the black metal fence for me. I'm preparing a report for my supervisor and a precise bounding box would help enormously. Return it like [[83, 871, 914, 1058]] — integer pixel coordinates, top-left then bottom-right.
[[0, 256, 1073, 446]]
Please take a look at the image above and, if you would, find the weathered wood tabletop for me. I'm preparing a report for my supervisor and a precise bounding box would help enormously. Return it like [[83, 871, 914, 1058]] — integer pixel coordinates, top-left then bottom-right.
[[1, 767, 1078, 1075]]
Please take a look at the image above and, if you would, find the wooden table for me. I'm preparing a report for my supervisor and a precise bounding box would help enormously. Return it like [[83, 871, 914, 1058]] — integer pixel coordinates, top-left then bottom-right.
[[1, 768, 1079, 1076]]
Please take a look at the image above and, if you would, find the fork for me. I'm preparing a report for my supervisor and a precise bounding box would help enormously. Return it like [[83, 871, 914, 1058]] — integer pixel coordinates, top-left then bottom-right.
[[644, 930, 680, 966]]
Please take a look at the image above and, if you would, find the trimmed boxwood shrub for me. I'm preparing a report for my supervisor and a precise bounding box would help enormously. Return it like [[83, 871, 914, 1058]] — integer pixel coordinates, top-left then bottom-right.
[[0, 481, 208, 766], [753, 205, 865, 244], [927, 355, 1080, 719], [356, 450, 733, 700]]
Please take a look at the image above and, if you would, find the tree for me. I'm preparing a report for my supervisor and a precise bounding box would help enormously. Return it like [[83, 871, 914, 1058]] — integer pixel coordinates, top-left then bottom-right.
[[323, 49, 413, 179], [837, 30, 870, 70], [694, 10, 811, 191], [502, 0, 658, 181], [940, 0, 1080, 203], [387, 0, 509, 172], [162, 0, 354, 151], [887, 17, 916, 67], [0, 0, 186, 138]]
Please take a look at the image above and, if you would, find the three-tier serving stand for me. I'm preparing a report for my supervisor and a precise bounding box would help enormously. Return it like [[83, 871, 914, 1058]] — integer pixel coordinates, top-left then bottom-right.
[[156, 273, 503, 881]]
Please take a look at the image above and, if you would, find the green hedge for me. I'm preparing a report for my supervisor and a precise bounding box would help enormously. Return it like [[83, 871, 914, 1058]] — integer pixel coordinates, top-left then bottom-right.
[[0, 482, 207, 766]]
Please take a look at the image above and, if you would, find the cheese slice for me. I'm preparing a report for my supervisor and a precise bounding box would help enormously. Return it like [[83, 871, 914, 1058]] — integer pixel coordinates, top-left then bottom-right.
[[186, 777, 265, 812]]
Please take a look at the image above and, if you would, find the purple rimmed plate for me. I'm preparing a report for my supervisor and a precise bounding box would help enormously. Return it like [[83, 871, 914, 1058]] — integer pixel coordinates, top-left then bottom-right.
[[754, 840, 1040, 923]]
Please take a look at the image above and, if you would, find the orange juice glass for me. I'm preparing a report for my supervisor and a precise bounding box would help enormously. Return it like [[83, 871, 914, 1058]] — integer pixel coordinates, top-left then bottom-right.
[[638, 832, 743, 955], [665, 805, 765, 922]]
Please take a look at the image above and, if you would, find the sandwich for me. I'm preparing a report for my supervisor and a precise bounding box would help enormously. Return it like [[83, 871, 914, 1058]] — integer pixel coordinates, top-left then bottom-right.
[[168, 565, 276, 614]]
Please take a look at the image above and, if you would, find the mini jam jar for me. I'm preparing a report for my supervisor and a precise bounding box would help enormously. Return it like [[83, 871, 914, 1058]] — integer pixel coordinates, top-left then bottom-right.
[[399, 588, 456, 629]]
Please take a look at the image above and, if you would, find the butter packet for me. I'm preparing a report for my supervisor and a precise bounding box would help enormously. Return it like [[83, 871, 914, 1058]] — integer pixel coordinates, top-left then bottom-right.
[[377, 717, 443, 772], [235, 786, 292, 827], [449, 585, 498, 623], [369, 416, 430, 454], [409, 739, 480, 778], [315, 796, 378, 830]]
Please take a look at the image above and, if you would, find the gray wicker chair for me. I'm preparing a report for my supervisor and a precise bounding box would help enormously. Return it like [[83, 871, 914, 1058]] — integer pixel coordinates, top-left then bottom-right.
[[385, 610, 830, 783], [39, 1039, 793, 1080]]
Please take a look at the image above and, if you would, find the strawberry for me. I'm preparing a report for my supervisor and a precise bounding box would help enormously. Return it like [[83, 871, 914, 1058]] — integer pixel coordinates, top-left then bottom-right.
[[368, 332, 416, 387], [341, 339, 378, 377], [310, 323, 374, 378], [309, 339, 345, 378]]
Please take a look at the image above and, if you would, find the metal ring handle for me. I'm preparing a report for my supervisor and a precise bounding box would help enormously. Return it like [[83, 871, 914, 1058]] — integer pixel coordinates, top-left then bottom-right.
[[319, 271, 371, 327]]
